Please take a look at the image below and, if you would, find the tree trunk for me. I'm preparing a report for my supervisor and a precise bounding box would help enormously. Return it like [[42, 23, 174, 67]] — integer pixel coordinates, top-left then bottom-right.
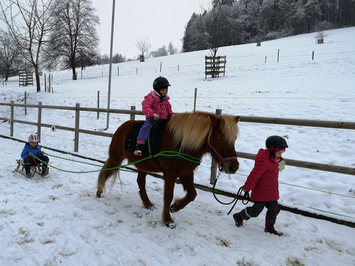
[[5, 66, 10, 82], [34, 65, 41, 92], [72, 67, 77, 80]]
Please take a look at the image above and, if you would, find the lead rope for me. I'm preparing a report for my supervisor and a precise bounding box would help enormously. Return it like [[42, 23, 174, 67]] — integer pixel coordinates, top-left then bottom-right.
[[212, 173, 250, 215]]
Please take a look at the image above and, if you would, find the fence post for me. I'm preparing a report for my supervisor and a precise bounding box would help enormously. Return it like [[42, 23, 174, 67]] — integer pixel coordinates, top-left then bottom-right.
[[210, 109, 222, 185], [37, 102, 42, 141], [74, 103, 80, 152], [44, 73, 47, 92], [97, 91, 100, 119], [49, 74, 51, 93], [194, 88, 197, 112], [277, 49, 280, 63], [24, 91, 27, 115], [312, 51, 315, 60], [10, 101, 14, 137], [130, 106, 136, 120]]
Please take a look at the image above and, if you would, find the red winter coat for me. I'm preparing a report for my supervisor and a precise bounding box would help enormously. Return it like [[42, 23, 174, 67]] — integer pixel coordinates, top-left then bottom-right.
[[243, 149, 283, 202], [142, 91, 174, 119]]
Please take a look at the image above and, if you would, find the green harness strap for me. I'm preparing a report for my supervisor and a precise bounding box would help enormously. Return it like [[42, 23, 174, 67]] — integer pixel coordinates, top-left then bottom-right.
[[32, 137, 201, 174]]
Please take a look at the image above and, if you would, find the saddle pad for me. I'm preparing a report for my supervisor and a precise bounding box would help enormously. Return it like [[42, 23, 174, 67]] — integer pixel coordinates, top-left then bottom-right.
[[124, 119, 169, 155]]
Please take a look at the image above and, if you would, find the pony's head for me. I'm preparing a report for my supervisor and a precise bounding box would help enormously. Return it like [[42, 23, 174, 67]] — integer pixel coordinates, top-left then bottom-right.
[[209, 113, 240, 174], [168, 112, 240, 174]]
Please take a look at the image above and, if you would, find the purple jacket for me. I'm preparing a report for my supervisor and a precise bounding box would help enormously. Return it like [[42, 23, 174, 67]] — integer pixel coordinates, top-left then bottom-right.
[[142, 91, 174, 119], [243, 149, 283, 202]]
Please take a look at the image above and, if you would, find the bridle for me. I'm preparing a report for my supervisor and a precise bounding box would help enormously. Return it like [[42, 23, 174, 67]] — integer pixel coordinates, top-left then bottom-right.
[[209, 134, 238, 171], [209, 134, 249, 215]]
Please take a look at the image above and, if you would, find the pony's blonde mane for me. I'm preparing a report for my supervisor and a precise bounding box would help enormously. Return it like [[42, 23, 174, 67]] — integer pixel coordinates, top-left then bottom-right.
[[167, 112, 239, 152]]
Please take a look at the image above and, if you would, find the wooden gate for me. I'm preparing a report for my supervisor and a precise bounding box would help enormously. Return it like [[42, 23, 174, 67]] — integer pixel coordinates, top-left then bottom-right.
[[19, 71, 34, 87], [205, 56, 226, 79]]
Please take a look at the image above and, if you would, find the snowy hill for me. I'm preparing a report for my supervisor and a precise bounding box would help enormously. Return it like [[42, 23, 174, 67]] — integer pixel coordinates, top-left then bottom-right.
[[0, 27, 354, 265]]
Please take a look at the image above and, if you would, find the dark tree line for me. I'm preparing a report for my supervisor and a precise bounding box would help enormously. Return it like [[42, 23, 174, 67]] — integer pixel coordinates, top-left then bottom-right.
[[182, 0, 355, 54]]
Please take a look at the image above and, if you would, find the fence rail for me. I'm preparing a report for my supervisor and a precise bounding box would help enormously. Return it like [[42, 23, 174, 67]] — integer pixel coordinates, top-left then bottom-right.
[[0, 101, 354, 178]]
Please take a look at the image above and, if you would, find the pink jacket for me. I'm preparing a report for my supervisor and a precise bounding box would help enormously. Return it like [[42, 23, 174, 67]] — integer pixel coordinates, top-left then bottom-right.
[[142, 91, 174, 119], [243, 149, 283, 202]]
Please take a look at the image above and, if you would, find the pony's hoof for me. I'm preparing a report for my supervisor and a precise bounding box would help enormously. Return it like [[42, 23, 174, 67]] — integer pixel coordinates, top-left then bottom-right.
[[166, 223, 176, 229], [146, 206, 156, 211], [170, 204, 175, 213], [96, 193, 102, 198]]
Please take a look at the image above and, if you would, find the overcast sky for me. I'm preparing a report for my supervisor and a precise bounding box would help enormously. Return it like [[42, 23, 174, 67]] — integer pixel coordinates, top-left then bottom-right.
[[0, 0, 206, 59], [92, 0, 206, 58]]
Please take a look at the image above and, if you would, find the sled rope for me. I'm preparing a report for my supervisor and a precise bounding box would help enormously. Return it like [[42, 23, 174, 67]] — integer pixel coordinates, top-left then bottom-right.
[[38, 138, 201, 174]]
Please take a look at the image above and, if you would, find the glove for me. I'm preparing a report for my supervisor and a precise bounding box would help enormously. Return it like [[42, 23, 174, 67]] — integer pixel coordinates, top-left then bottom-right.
[[153, 114, 159, 120]]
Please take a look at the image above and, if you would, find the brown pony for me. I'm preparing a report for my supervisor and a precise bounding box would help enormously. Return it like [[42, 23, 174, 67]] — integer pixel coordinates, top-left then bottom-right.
[[97, 111, 240, 228]]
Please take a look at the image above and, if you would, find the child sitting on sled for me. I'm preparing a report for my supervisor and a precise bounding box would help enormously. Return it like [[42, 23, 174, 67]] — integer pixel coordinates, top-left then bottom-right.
[[21, 134, 49, 177], [134, 76, 175, 156]]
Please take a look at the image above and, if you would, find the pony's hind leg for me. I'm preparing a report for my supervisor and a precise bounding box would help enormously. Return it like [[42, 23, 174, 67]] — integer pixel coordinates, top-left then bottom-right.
[[137, 171, 154, 209], [96, 158, 120, 198]]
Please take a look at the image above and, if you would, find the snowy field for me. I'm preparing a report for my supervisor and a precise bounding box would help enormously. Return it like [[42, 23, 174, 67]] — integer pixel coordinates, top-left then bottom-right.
[[0, 27, 354, 265]]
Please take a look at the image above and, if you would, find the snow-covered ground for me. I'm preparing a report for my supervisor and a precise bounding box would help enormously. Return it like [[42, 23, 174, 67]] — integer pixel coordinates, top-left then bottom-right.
[[0, 27, 354, 265]]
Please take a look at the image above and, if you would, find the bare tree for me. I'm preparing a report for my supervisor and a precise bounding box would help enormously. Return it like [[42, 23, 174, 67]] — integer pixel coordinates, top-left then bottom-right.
[[315, 31, 328, 44], [136, 38, 151, 59], [197, 1, 226, 56], [151, 45, 168, 58], [44, 0, 100, 80], [0, 29, 21, 81], [168, 41, 178, 55], [0, 0, 54, 92]]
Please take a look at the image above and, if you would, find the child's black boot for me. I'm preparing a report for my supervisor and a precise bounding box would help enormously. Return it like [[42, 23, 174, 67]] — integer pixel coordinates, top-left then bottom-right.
[[41, 166, 48, 176], [25, 170, 32, 178], [265, 221, 283, 236], [134, 144, 145, 156]]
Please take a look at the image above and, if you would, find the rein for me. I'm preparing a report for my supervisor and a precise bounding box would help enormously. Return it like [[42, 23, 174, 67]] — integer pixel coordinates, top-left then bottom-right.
[[212, 174, 250, 215]]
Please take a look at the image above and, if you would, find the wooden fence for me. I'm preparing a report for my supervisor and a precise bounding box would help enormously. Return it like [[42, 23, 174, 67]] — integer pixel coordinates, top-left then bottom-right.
[[1, 101, 355, 227], [0, 101, 354, 178]]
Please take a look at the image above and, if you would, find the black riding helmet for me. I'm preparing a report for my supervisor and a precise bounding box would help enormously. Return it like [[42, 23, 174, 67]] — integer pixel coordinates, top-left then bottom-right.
[[266, 135, 288, 158], [153, 76, 171, 93], [266, 135, 288, 149]]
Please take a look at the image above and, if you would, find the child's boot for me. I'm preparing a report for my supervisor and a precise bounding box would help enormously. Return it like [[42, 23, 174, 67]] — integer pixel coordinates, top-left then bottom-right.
[[233, 212, 244, 227], [41, 166, 48, 176], [25, 170, 32, 177], [265, 221, 283, 236], [134, 143, 145, 156]]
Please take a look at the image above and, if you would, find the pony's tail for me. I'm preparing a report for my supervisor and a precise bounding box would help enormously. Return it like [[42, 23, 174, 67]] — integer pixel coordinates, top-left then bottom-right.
[[107, 169, 123, 193], [96, 160, 123, 197]]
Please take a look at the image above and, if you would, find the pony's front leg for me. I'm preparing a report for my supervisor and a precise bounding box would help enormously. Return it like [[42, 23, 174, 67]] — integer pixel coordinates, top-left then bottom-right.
[[162, 175, 176, 227], [171, 173, 197, 213]]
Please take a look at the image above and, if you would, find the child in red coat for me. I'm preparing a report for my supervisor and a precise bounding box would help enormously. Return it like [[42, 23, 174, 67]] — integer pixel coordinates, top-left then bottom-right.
[[134, 76, 175, 156], [233, 135, 288, 236]]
